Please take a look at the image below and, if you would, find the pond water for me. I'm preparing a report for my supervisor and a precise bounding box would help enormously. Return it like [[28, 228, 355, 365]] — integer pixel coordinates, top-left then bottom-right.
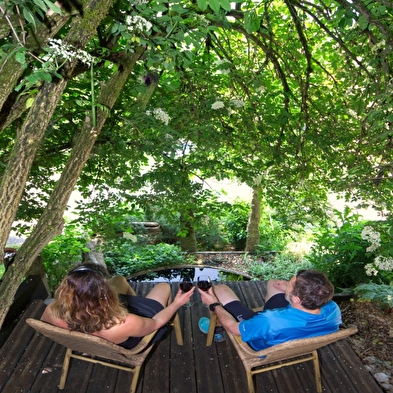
[[128, 266, 249, 283]]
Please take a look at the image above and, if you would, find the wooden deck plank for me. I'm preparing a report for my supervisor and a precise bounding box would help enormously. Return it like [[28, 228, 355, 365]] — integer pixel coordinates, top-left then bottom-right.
[[29, 343, 65, 392], [0, 282, 384, 393], [169, 288, 198, 393]]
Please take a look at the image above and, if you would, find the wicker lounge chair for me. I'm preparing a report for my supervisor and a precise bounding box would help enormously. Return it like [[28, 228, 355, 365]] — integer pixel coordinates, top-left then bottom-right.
[[26, 311, 183, 393], [206, 312, 357, 393]]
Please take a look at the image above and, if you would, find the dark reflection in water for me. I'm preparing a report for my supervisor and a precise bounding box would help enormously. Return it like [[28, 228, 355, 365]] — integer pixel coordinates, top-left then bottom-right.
[[128, 267, 248, 283]]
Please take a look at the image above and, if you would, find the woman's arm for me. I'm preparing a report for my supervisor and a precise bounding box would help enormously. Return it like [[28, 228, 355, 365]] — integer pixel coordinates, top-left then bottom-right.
[[109, 287, 195, 341]]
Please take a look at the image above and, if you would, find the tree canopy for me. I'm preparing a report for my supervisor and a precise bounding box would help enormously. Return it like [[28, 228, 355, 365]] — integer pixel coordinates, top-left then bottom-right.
[[0, 0, 392, 326]]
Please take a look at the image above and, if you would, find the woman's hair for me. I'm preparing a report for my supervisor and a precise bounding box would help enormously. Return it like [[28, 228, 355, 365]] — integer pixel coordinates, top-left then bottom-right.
[[51, 263, 127, 333], [292, 270, 334, 310]]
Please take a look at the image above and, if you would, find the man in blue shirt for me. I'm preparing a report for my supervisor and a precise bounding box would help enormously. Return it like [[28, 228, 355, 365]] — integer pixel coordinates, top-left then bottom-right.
[[198, 270, 342, 350]]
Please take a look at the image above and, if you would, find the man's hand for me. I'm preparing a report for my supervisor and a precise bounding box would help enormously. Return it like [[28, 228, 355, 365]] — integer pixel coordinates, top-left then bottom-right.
[[198, 287, 219, 306]]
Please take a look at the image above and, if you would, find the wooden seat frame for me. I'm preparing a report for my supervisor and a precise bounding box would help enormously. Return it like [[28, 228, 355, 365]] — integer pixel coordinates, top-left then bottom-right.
[[207, 312, 357, 393], [26, 312, 183, 393]]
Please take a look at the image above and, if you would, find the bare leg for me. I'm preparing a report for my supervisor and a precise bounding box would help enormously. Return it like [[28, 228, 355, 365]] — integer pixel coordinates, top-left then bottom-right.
[[109, 276, 136, 296], [212, 284, 241, 306], [265, 279, 288, 302], [145, 283, 172, 307]]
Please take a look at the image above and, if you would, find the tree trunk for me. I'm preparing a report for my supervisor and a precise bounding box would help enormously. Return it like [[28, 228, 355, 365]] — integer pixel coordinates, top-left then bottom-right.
[[0, 0, 121, 328], [0, 49, 143, 328], [245, 185, 262, 252]]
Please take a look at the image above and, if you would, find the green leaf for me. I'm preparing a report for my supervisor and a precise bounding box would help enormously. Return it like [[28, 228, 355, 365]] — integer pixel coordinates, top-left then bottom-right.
[[357, 15, 368, 30], [152, 4, 168, 12], [15, 52, 26, 65], [22, 7, 37, 29], [26, 71, 52, 84], [208, 0, 221, 13], [197, 0, 208, 11], [32, 0, 48, 13], [171, 4, 187, 14], [219, 0, 231, 12], [244, 10, 260, 33], [42, 0, 63, 15], [26, 97, 35, 108]]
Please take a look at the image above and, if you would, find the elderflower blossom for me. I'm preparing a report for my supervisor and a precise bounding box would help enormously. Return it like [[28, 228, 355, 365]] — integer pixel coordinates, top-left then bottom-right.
[[255, 85, 267, 93], [374, 255, 393, 271], [214, 59, 231, 75], [196, 14, 210, 27], [47, 39, 95, 66], [365, 263, 378, 276], [230, 99, 245, 108], [125, 15, 152, 33], [361, 226, 381, 252], [212, 101, 225, 110], [146, 108, 171, 125]]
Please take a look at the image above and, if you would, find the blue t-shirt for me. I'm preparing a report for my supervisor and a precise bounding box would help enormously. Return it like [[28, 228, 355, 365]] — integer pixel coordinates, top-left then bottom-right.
[[239, 300, 342, 350]]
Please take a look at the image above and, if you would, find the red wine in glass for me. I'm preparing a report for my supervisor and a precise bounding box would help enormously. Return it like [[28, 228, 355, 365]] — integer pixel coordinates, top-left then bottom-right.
[[180, 279, 193, 293], [197, 275, 212, 292], [180, 278, 194, 307]]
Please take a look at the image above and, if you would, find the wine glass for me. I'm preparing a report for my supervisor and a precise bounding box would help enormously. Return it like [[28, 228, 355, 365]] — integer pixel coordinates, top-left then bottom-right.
[[180, 278, 194, 307], [197, 275, 212, 292]]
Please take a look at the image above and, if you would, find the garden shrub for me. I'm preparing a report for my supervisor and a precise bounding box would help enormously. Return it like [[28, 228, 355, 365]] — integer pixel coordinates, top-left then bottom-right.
[[196, 215, 228, 250], [105, 240, 189, 276], [306, 209, 373, 289], [258, 210, 294, 252], [222, 200, 250, 250], [246, 252, 312, 280], [41, 223, 89, 293]]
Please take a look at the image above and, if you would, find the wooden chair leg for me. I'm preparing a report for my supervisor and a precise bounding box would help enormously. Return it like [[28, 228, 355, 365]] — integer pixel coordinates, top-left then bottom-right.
[[312, 350, 322, 393], [59, 348, 72, 389], [206, 312, 218, 346], [171, 311, 183, 345], [130, 365, 141, 393], [245, 369, 255, 393]]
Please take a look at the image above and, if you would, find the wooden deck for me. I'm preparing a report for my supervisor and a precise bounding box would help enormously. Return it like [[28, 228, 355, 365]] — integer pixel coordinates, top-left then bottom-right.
[[0, 281, 383, 393]]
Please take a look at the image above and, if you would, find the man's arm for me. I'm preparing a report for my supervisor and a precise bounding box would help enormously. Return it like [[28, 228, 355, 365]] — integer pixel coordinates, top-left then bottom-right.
[[198, 287, 241, 336]]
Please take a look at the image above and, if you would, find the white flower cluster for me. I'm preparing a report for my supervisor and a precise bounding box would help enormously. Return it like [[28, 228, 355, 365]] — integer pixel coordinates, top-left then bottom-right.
[[374, 255, 393, 271], [47, 39, 95, 66], [214, 58, 231, 75], [212, 99, 246, 111], [361, 226, 381, 252], [196, 14, 210, 27], [125, 15, 152, 32], [146, 108, 171, 125], [255, 85, 267, 93], [364, 263, 378, 276], [230, 99, 245, 108], [215, 59, 230, 66], [211, 101, 225, 110]]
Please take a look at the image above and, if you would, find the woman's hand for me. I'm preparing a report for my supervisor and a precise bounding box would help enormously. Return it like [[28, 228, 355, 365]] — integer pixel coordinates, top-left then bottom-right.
[[173, 286, 195, 306]]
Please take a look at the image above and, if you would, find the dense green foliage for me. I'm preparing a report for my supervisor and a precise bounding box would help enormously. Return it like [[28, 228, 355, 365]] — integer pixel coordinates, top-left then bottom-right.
[[306, 209, 372, 289], [40, 223, 89, 291], [246, 252, 313, 281], [105, 241, 190, 277]]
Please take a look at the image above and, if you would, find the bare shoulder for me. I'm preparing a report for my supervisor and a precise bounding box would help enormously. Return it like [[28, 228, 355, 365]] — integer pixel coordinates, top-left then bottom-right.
[[40, 303, 69, 329]]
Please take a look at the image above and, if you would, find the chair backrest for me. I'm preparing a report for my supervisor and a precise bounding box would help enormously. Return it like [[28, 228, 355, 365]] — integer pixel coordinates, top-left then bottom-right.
[[26, 318, 157, 366], [228, 327, 358, 368]]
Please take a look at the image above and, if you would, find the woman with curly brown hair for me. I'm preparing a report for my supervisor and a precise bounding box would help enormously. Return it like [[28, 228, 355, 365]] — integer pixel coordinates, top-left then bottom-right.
[[41, 263, 194, 349]]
